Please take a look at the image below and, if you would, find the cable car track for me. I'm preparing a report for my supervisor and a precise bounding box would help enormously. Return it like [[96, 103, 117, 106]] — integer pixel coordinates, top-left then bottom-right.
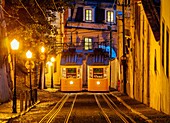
[[94, 94, 112, 123], [39, 94, 77, 123], [94, 94, 136, 123], [103, 94, 136, 123], [39, 94, 69, 123], [39, 93, 139, 123], [64, 94, 77, 123]]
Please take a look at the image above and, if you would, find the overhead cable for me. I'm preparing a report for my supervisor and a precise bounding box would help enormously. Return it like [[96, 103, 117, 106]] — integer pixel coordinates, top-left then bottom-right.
[[18, 0, 37, 23]]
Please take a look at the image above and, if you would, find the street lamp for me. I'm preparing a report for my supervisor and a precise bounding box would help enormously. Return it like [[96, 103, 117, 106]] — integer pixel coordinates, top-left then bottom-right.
[[50, 57, 55, 88], [41, 46, 45, 53], [10, 39, 19, 113], [26, 50, 33, 105], [39, 46, 46, 89]]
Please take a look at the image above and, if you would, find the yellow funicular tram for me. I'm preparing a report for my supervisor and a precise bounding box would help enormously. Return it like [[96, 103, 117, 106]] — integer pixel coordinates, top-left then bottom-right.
[[87, 48, 110, 91], [60, 48, 83, 91]]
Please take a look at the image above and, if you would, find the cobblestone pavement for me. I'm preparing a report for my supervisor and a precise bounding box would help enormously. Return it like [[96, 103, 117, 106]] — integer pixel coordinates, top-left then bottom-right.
[[0, 89, 170, 123]]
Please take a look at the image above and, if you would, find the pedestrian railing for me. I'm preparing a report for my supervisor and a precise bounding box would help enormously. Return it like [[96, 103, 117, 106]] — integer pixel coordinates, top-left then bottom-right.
[[19, 88, 38, 113]]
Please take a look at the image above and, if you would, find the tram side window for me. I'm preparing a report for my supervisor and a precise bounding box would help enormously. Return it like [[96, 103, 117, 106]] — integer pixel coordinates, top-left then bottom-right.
[[93, 68, 103, 78], [66, 68, 77, 78]]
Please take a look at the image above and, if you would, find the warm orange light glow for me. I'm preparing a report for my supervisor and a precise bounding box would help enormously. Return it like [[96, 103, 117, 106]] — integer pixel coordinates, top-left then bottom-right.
[[41, 46, 45, 53], [47, 61, 52, 66], [97, 81, 100, 85], [11, 39, 19, 50], [26, 50, 32, 59], [70, 81, 74, 85], [51, 57, 55, 62]]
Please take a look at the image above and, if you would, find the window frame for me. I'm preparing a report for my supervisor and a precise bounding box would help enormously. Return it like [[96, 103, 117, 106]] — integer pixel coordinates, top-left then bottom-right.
[[84, 37, 93, 50], [83, 6, 95, 22], [105, 8, 116, 24], [166, 27, 169, 77], [85, 9, 92, 21], [162, 21, 165, 68], [106, 10, 114, 23]]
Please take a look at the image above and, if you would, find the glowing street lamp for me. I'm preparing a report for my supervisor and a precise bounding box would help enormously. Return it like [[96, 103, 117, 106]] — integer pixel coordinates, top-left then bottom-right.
[[26, 50, 33, 105], [39, 46, 46, 89], [41, 46, 45, 53], [10, 39, 19, 113], [11, 39, 19, 50], [51, 57, 55, 62], [50, 56, 55, 88], [26, 50, 32, 59]]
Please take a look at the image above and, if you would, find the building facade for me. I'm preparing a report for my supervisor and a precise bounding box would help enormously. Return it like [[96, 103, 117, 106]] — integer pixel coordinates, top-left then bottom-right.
[[45, 0, 118, 89], [45, 11, 64, 88], [118, 0, 170, 115], [64, 0, 118, 88], [160, 0, 170, 114]]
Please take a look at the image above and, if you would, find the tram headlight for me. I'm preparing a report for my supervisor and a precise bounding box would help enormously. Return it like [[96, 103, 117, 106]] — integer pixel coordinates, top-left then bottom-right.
[[70, 81, 74, 85], [96, 81, 100, 85]]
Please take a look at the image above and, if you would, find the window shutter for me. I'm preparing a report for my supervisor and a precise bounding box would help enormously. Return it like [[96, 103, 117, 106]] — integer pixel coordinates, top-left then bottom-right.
[[75, 7, 83, 22]]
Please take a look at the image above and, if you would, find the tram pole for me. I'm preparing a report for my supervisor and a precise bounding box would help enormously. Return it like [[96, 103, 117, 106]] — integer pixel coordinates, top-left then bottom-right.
[[109, 25, 112, 89], [122, 1, 127, 94]]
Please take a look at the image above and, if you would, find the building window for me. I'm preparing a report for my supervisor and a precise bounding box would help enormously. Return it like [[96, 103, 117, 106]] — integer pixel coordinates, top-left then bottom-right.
[[162, 21, 165, 68], [84, 38, 92, 50], [166, 29, 169, 77], [125, 0, 130, 5], [83, 6, 95, 22], [85, 9, 92, 21], [54, 61, 57, 73], [154, 50, 157, 73], [143, 15, 145, 35], [106, 10, 114, 23]]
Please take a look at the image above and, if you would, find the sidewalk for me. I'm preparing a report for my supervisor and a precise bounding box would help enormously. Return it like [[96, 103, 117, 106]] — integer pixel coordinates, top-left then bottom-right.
[[0, 88, 58, 123], [0, 99, 40, 123], [0, 89, 170, 123], [111, 91, 170, 123]]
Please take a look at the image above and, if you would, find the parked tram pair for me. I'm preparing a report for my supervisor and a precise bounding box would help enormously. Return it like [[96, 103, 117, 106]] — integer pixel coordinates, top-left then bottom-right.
[[60, 48, 110, 92]]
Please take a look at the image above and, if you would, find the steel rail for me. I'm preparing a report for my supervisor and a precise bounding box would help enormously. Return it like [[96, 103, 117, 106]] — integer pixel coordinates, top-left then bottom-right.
[[39, 94, 69, 123], [64, 94, 77, 123], [47, 94, 69, 123], [110, 93, 152, 122], [94, 94, 112, 123], [105, 93, 136, 122], [102, 94, 131, 123]]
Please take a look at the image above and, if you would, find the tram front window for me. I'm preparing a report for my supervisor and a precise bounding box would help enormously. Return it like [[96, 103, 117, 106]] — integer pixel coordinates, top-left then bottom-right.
[[66, 68, 77, 78], [93, 68, 103, 78]]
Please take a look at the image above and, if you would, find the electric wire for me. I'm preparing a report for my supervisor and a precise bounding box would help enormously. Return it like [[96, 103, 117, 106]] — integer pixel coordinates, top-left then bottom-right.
[[34, 0, 47, 20], [18, 0, 37, 23], [52, 0, 58, 12], [0, 5, 27, 28]]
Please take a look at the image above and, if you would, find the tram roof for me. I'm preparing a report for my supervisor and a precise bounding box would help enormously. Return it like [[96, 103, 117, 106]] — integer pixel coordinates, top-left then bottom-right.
[[87, 48, 109, 65], [60, 48, 83, 65]]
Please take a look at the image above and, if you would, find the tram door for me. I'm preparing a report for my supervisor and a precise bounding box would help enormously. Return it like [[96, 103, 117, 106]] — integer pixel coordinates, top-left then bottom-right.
[[82, 60, 87, 87]]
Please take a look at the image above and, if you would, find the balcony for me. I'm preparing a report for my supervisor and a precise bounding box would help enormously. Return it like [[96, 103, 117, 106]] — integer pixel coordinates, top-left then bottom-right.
[[66, 21, 117, 31]]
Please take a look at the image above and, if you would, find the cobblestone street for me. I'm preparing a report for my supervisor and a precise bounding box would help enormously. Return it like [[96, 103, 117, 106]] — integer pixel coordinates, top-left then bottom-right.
[[0, 89, 169, 123]]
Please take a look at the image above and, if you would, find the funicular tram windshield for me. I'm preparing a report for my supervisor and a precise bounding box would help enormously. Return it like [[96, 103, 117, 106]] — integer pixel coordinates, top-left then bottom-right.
[[66, 68, 77, 78], [93, 68, 103, 78]]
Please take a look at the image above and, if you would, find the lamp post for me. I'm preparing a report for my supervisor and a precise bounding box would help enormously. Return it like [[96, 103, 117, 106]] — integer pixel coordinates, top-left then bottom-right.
[[50, 57, 55, 88], [26, 50, 33, 105], [39, 46, 46, 89], [10, 39, 19, 113]]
